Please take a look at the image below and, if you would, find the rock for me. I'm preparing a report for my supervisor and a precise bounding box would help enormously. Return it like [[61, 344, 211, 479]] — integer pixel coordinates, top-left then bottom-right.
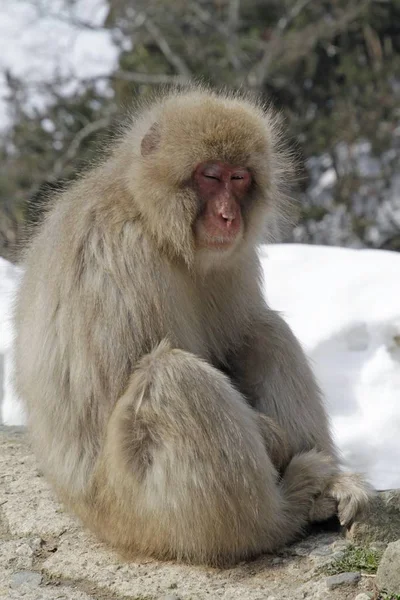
[[7, 586, 96, 600], [325, 572, 361, 589], [10, 570, 43, 588], [0, 427, 377, 600], [369, 541, 388, 552], [332, 539, 351, 551], [376, 539, 400, 594], [0, 540, 35, 570], [354, 593, 374, 600], [348, 490, 400, 545], [309, 545, 333, 557], [289, 532, 338, 557]]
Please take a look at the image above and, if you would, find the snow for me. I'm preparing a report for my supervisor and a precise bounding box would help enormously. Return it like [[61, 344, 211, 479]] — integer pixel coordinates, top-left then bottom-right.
[[0, 258, 23, 425], [0, 0, 118, 128], [1, 244, 400, 490], [260, 245, 400, 491]]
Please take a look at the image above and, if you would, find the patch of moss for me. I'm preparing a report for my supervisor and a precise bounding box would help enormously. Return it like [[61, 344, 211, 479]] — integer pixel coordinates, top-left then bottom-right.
[[324, 545, 383, 575]]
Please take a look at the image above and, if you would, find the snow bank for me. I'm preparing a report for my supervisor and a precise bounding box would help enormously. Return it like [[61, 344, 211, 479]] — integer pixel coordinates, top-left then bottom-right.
[[261, 244, 400, 490], [1, 245, 399, 489], [0, 258, 23, 425]]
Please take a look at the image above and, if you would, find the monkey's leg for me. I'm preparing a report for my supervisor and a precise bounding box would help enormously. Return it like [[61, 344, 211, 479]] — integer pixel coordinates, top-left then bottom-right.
[[256, 413, 292, 473], [231, 310, 372, 526], [92, 340, 337, 566]]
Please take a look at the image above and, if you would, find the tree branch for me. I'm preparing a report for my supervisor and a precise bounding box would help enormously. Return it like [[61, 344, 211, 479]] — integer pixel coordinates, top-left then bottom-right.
[[144, 19, 192, 77], [276, 0, 314, 34], [226, 0, 242, 69], [227, 0, 241, 33], [52, 117, 111, 177], [190, 1, 243, 69], [248, 0, 372, 89], [113, 71, 190, 85]]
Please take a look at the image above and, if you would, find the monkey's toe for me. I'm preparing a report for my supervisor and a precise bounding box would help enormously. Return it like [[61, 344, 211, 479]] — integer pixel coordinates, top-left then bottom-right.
[[327, 472, 374, 527]]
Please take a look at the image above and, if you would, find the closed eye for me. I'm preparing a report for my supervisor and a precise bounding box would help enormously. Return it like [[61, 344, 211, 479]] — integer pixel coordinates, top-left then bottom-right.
[[231, 175, 244, 180], [204, 175, 220, 180]]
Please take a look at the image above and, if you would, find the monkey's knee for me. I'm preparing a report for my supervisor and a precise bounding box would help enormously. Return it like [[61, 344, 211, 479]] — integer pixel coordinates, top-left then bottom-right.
[[112, 339, 228, 424], [101, 341, 281, 563], [107, 339, 267, 474], [115, 338, 247, 421], [105, 340, 191, 476]]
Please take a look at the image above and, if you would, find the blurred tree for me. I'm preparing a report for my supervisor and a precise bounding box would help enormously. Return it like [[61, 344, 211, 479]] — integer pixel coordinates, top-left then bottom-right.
[[0, 0, 399, 260]]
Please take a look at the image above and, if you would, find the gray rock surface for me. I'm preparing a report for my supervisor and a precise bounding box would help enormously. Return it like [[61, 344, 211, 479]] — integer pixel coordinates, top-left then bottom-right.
[[376, 539, 400, 594], [10, 570, 43, 588], [325, 572, 361, 589], [0, 426, 383, 600], [348, 489, 400, 545]]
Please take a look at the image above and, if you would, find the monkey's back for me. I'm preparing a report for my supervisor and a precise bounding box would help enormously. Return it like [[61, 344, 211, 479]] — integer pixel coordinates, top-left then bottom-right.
[[14, 173, 164, 495]]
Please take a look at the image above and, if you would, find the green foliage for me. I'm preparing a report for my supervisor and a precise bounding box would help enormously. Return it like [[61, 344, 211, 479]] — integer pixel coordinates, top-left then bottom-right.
[[324, 545, 383, 575]]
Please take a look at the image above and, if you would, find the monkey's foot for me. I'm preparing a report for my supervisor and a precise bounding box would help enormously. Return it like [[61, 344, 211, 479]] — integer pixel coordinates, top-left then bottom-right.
[[310, 471, 373, 527]]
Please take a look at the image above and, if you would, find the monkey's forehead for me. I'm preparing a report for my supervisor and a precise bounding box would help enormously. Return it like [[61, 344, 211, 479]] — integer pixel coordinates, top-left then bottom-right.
[[133, 90, 276, 171]]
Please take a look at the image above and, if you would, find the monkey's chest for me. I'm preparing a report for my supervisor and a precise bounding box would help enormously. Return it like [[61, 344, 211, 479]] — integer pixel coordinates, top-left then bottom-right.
[[166, 287, 239, 368]]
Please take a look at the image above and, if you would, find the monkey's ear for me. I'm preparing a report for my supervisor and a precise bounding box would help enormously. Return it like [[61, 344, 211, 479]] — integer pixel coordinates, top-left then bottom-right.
[[141, 123, 161, 156]]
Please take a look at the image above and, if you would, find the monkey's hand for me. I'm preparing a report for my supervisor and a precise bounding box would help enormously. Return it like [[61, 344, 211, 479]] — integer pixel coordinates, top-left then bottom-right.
[[256, 413, 292, 473], [310, 471, 373, 527]]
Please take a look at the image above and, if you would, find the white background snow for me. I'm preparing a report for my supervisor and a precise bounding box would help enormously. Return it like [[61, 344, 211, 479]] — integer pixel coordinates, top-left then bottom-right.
[[0, 0, 117, 129], [1, 244, 399, 491]]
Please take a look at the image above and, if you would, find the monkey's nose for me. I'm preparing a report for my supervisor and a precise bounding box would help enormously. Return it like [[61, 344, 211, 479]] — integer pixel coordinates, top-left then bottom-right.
[[220, 211, 235, 223], [213, 196, 240, 231]]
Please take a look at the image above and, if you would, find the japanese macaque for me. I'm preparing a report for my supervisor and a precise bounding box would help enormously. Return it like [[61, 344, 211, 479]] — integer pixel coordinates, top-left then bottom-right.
[[14, 87, 371, 566]]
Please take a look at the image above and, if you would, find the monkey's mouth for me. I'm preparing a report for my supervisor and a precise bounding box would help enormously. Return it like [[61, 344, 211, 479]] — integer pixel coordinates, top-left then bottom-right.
[[195, 228, 243, 251], [195, 206, 243, 251]]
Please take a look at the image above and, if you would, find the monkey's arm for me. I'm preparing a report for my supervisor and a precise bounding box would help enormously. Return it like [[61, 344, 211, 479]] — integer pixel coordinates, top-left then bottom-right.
[[232, 308, 336, 459], [256, 413, 292, 473], [231, 307, 372, 525]]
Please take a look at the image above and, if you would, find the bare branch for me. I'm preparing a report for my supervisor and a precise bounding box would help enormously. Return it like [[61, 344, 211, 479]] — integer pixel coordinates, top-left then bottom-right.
[[20, 70, 189, 94], [32, 0, 107, 31], [113, 71, 190, 85], [248, 0, 314, 87], [276, 0, 314, 34], [190, 1, 228, 35], [144, 19, 192, 77], [227, 0, 241, 33], [226, 0, 242, 69], [52, 117, 111, 178], [190, 1, 243, 69], [248, 0, 372, 89], [363, 24, 383, 67]]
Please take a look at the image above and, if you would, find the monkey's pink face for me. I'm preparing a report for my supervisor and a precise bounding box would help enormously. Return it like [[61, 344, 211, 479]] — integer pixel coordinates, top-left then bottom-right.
[[193, 161, 252, 251]]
